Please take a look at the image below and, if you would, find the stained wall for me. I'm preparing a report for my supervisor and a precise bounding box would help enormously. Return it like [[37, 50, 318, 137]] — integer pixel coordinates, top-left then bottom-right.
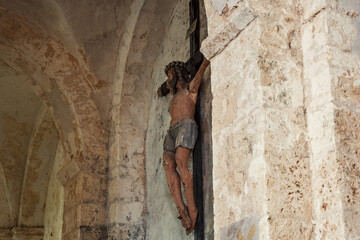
[[201, 0, 360, 239]]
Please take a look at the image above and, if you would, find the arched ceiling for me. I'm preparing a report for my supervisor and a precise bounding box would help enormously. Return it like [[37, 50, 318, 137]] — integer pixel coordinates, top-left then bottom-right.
[[0, 0, 132, 123], [0, 63, 42, 228], [0, 0, 133, 232], [0, 60, 60, 229]]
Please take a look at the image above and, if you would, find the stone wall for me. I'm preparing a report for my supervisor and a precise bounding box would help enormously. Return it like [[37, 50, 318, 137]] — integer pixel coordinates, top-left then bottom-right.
[[302, 0, 360, 238], [201, 0, 360, 239]]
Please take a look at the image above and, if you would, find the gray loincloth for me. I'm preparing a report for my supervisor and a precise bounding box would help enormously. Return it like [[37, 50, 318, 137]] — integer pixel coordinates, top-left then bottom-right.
[[163, 119, 198, 152]]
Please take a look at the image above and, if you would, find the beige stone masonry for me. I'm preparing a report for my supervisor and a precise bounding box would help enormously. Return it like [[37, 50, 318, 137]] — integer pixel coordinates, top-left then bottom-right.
[[302, 3, 360, 239], [201, 5, 255, 60], [57, 160, 81, 186]]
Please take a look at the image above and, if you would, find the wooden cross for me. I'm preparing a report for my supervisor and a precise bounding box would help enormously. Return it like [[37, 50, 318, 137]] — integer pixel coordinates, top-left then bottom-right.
[[186, 1, 204, 239]]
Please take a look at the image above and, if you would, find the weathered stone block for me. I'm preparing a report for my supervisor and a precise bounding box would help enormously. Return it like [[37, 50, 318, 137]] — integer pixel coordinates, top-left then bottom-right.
[[107, 223, 145, 240], [62, 205, 81, 234], [57, 161, 81, 186], [268, 217, 314, 240], [81, 203, 106, 226], [335, 110, 360, 210], [64, 177, 83, 212], [201, 6, 255, 60], [82, 172, 107, 204], [344, 210, 360, 239], [63, 229, 80, 240], [108, 200, 145, 225], [80, 225, 107, 240]]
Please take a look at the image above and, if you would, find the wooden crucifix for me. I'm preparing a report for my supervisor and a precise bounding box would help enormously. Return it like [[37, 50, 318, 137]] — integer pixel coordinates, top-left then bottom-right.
[[157, 0, 207, 237]]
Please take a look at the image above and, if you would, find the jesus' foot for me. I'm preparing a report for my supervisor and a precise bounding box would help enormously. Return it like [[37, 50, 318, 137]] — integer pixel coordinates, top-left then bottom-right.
[[186, 208, 198, 235], [177, 206, 191, 229]]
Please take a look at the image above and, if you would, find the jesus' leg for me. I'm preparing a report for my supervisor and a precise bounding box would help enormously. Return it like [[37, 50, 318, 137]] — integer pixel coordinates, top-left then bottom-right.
[[162, 150, 191, 228], [175, 146, 198, 234]]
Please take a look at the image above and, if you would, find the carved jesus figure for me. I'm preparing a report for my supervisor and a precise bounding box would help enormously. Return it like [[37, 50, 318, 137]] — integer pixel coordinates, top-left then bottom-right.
[[157, 58, 209, 234]]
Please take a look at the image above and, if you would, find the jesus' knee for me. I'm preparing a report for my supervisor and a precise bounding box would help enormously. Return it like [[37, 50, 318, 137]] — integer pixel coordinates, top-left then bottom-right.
[[163, 150, 176, 172]]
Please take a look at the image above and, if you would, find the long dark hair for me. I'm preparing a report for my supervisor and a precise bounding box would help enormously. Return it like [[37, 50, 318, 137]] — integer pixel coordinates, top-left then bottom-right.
[[164, 61, 191, 92]]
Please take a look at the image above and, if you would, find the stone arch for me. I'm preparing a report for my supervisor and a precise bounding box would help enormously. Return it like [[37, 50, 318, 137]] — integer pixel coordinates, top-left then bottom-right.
[[107, 0, 181, 238], [0, 8, 106, 160], [0, 8, 108, 239]]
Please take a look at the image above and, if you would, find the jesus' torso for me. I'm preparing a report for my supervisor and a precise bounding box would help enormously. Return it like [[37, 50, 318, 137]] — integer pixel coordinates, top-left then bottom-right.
[[169, 89, 197, 126]]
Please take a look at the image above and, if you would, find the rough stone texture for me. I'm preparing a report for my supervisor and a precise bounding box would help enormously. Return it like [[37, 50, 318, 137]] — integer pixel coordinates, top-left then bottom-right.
[[209, 18, 270, 240], [202, 0, 360, 239], [256, 1, 314, 239], [324, 4, 360, 238], [301, 4, 360, 239], [200, 6, 255, 60]]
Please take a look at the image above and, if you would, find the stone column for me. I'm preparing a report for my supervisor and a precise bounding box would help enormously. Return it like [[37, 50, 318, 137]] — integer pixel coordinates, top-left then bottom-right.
[[108, 1, 147, 239], [202, 3, 268, 239], [202, 0, 316, 239], [302, 0, 360, 238], [256, 0, 314, 238]]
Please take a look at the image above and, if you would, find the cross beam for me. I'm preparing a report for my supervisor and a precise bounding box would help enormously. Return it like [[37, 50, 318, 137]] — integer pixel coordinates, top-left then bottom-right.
[[188, 1, 204, 239]]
